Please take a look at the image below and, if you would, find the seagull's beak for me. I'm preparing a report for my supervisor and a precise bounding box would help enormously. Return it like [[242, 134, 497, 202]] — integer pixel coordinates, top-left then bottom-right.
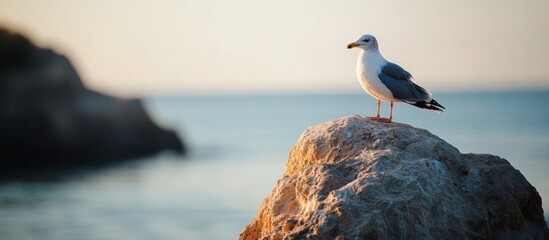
[[347, 42, 359, 49]]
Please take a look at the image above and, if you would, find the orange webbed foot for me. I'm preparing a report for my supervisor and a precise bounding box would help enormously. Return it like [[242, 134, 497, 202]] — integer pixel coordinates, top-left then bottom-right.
[[367, 116, 392, 123]]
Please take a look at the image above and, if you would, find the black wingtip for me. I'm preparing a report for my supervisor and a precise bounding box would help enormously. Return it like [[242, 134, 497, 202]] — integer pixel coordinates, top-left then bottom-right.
[[430, 99, 445, 110], [410, 99, 445, 112]]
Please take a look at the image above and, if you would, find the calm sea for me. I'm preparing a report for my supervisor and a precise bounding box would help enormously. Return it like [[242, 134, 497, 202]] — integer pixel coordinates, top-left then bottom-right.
[[0, 91, 547, 239]]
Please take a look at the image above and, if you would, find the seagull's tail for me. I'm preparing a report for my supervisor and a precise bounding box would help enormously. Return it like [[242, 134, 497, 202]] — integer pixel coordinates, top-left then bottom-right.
[[407, 99, 445, 112]]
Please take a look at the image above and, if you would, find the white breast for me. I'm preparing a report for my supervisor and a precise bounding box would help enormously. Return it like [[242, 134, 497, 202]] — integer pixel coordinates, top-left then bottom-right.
[[356, 50, 394, 102]]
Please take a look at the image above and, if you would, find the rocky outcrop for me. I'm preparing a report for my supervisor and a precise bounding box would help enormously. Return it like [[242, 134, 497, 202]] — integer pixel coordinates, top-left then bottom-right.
[[0, 28, 185, 178], [240, 115, 548, 239]]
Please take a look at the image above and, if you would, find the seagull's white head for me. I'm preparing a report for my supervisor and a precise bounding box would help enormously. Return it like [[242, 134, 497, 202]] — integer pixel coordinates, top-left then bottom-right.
[[347, 34, 378, 51]]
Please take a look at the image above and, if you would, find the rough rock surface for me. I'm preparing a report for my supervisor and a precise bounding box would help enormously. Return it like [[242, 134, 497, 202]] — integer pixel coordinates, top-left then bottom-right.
[[240, 115, 549, 240], [0, 28, 185, 178]]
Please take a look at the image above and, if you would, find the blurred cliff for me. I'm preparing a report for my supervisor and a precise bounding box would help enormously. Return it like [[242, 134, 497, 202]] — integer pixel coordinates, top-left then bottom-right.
[[0, 28, 185, 178]]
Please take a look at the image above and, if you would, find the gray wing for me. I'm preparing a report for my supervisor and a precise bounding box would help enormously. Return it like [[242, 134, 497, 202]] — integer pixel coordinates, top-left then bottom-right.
[[379, 62, 430, 102]]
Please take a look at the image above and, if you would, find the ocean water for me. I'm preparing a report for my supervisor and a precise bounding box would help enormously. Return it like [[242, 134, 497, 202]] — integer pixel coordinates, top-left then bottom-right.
[[0, 90, 547, 239]]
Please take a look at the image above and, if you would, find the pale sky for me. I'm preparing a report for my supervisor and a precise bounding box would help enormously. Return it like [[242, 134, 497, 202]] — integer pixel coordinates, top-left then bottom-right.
[[1, 0, 548, 96]]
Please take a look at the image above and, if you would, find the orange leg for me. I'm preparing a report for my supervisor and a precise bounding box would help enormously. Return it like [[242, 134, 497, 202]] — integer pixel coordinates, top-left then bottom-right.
[[368, 99, 387, 123], [368, 100, 392, 123], [376, 99, 381, 118], [389, 101, 393, 123]]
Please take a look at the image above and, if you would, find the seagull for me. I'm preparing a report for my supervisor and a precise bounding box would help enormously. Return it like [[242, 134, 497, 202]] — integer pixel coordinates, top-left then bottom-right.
[[347, 34, 444, 123]]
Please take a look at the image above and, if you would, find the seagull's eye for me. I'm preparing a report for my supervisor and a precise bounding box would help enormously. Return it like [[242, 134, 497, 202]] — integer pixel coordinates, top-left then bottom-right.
[[364, 39, 370, 42]]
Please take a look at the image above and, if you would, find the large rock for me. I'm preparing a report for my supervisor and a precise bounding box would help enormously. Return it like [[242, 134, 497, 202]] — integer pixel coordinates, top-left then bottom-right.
[[240, 115, 548, 239], [0, 28, 185, 178]]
